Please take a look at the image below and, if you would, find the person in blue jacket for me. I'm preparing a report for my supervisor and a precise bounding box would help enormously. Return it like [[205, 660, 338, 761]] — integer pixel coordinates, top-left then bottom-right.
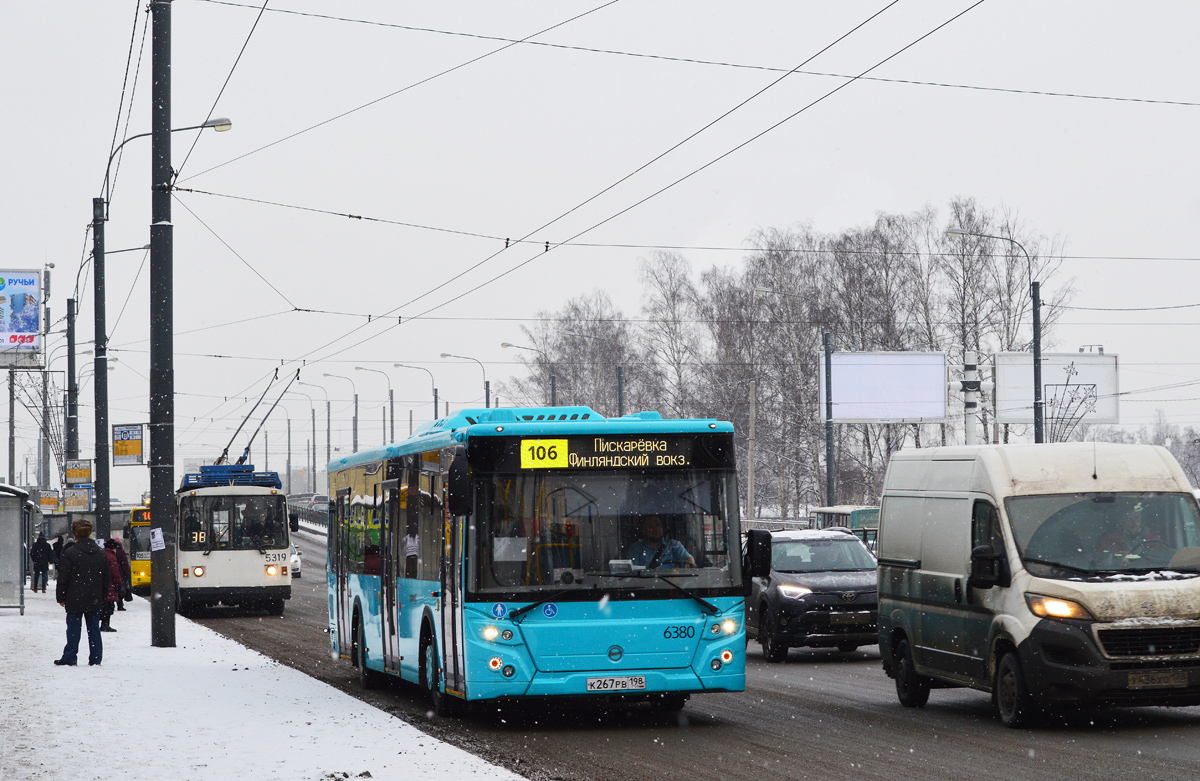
[[628, 515, 694, 570]]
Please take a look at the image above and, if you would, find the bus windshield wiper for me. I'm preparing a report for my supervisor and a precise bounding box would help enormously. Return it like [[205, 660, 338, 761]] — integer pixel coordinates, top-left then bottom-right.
[[633, 570, 718, 615], [508, 589, 571, 624]]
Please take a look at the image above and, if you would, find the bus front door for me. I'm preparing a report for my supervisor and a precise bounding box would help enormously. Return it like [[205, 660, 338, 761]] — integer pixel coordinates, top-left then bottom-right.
[[335, 489, 351, 658], [381, 481, 401, 674]]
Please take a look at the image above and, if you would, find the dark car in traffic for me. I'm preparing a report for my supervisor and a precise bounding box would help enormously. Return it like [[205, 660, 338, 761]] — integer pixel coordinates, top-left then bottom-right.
[[747, 529, 878, 661]]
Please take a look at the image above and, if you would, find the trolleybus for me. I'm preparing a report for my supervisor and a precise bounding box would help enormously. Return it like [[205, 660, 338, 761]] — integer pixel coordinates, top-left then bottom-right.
[[327, 406, 769, 713], [176, 464, 292, 615], [125, 507, 153, 592]]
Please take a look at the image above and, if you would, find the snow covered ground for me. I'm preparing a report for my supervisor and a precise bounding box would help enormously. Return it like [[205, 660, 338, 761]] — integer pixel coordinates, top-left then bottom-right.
[[1, 584, 520, 781]]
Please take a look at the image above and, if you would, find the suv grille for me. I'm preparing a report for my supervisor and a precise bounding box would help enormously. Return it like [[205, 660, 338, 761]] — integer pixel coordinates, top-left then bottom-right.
[[1097, 627, 1200, 657]]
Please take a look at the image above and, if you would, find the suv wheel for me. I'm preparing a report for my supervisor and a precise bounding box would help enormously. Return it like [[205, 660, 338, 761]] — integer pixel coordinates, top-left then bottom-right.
[[760, 611, 788, 663], [894, 639, 930, 708]]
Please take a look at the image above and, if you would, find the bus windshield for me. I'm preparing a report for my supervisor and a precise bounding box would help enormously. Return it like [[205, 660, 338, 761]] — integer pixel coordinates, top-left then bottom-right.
[[472, 469, 740, 594], [1006, 492, 1200, 576], [179, 494, 288, 551]]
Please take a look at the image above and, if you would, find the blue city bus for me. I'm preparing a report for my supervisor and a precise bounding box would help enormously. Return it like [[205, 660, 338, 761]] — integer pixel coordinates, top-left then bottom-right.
[[326, 406, 769, 714]]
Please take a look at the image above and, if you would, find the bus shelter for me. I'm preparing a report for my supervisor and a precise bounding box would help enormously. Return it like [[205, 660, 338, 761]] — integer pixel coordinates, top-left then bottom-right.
[[0, 484, 31, 615]]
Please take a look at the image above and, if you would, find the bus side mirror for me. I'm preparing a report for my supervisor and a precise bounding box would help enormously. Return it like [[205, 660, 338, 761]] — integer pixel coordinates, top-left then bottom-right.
[[745, 529, 771, 578], [447, 447, 472, 517], [289, 512, 299, 533]]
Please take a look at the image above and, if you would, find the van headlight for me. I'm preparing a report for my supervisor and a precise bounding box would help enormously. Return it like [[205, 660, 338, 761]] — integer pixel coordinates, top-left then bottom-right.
[[1026, 594, 1093, 620], [778, 585, 812, 599]]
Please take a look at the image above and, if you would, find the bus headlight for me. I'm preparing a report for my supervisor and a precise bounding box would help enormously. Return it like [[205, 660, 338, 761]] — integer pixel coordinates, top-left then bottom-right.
[[266, 564, 279, 576], [722, 619, 736, 634], [193, 566, 205, 578], [483, 627, 499, 641]]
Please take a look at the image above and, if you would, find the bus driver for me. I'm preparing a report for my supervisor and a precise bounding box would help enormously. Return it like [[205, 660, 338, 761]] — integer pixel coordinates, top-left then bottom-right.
[[628, 515, 695, 570]]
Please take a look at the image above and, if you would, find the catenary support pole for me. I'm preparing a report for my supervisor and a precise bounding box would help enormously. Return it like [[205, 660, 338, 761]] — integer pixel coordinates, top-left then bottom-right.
[[1032, 280, 1044, 443], [286, 418, 291, 494], [388, 387, 394, 443], [92, 197, 111, 539], [824, 332, 835, 506], [66, 299, 78, 458], [8, 371, 14, 485], [747, 380, 756, 519], [616, 366, 624, 417], [963, 350, 979, 446], [352, 393, 358, 452], [149, 0, 176, 648], [550, 375, 557, 407], [325, 400, 331, 467], [311, 407, 316, 493]]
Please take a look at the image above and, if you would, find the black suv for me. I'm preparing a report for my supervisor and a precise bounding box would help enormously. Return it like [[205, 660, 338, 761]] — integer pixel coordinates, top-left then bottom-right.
[[747, 529, 878, 661]]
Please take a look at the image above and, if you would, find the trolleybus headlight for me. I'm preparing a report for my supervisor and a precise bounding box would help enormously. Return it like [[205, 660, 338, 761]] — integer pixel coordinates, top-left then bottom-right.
[[488, 657, 503, 671], [483, 627, 499, 641], [193, 566, 204, 578], [710, 658, 722, 671], [266, 564, 279, 576], [720, 649, 734, 664], [502, 665, 515, 678], [722, 619, 736, 634], [501, 629, 513, 641]]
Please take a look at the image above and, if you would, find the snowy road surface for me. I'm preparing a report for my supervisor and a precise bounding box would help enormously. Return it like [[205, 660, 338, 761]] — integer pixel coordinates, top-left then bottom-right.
[[0, 584, 519, 781]]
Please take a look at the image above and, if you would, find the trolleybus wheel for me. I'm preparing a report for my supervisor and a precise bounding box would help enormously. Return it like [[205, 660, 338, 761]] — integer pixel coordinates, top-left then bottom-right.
[[267, 598, 285, 616], [357, 615, 381, 690]]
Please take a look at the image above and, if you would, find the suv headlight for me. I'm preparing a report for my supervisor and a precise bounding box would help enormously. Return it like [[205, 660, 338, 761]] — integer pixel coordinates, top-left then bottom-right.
[[778, 585, 812, 599]]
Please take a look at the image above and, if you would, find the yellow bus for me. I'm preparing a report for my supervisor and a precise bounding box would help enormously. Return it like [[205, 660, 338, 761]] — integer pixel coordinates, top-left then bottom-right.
[[126, 507, 153, 592]]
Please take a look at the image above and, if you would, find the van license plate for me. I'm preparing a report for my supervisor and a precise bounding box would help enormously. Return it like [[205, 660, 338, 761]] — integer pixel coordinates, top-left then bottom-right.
[[1128, 671, 1188, 689], [586, 676, 646, 692]]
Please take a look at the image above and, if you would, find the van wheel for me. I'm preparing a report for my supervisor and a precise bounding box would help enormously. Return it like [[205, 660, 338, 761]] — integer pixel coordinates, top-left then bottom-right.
[[894, 639, 930, 708], [995, 652, 1036, 728], [760, 612, 788, 663]]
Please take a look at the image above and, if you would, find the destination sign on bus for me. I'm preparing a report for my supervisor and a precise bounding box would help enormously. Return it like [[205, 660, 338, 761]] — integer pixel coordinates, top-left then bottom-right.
[[520, 435, 695, 470]]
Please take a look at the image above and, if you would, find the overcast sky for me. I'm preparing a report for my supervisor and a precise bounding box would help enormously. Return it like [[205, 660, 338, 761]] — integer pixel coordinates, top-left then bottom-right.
[[4, 1, 1198, 499]]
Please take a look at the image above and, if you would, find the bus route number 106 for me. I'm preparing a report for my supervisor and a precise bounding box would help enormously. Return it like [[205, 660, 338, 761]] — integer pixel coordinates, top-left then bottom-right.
[[520, 439, 569, 469]]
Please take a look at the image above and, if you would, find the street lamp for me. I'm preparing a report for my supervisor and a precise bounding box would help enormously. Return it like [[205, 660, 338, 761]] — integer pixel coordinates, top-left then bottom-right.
[[501, 342, 556, 406], [355, 366, 394, 444], [289, 390, 317, 493], [440, 353, 488, 408], [394, 364, 438, 421], [103, 118, 230, 214], [297, 380, 331, 468], [947, 228, 1043, 443], [562, 332, 624, 416], [322, 373, 358, 452]]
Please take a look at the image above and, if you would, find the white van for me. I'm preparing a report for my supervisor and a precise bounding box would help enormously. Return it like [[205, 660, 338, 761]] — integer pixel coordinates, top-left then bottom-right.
[[876, 443, 1200, 726]]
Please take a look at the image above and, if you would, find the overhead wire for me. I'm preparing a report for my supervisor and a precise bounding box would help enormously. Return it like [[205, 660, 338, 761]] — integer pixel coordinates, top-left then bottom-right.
[[105, 4, 151, 210], [177, 0, 623, 184], [188, 0, 1200, 109], [174, 0, 271, 182]]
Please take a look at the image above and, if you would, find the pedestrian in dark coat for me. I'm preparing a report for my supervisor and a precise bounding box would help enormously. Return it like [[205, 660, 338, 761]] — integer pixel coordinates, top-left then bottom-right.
[[54, 520, 110, 666], [110, 539, 132, 611], [30, 533, 53, 593], [101, 539, 125, 631]]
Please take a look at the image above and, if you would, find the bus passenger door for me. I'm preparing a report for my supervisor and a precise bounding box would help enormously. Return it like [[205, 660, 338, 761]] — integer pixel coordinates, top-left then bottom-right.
[[335, 488, 351, 657], [435, 460, 465, 697], [381, 480, 401, 673]]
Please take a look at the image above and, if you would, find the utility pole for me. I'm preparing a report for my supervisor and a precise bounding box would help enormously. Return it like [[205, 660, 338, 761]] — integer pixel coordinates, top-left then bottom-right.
[[409, 409, 413, 437], [963, 350, 979, 446], [550, 375, 557, 407], [824, 332, 835, 506], [1032, 280, 1044, 443], [388, 386, 394, 443], [616, 367, 624, 417], [325, 400, 331, 467], [265, 430, 269, 471], [381, 407, 385, 447], [352, 392, 358, 452], [484, 380, 490, 409], [747, 380, 756, 519], [66, 299, 78, 458], [92, 197, 111, 538], [149, 0, 177, 648], [310, 406, 316, 493], [286, 418, 291, 494], [8, 371, 14, 485]]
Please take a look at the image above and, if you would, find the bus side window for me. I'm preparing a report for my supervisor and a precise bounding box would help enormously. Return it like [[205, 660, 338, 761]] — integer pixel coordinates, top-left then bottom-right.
[[418, 467, 442, 581]]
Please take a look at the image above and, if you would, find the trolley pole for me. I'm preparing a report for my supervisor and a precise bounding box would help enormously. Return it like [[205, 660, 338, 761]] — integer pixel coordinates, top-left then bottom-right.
[[149, 0, 177, 647]]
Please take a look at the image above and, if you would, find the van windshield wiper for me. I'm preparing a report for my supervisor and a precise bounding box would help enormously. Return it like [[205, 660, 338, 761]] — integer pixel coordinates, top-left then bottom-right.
[[1022, 556, 1111, 576]]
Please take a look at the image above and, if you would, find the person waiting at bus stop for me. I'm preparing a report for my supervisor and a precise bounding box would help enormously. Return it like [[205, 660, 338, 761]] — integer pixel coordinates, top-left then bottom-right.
[[54, 519, 111, 666], [628, 515, 695, 569], [30, 532, 53, 593]]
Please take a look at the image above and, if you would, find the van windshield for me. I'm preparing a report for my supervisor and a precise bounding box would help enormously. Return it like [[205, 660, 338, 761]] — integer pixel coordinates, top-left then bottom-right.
[[1005, 492, 1200, 577]]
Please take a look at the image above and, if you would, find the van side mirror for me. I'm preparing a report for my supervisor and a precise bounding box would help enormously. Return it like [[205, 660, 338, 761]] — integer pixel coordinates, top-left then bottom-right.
[[969, 544, 1004, 589], [289, 511, 299, 533], [744, 529, 771, 579], [446, 446, 473, 517]]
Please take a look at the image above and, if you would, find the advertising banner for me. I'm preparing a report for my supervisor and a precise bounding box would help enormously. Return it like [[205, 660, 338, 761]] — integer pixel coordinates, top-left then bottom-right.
[[818, 352, 948, 423], [113, 424, 144, 466], [64, 487, 93, 513], [66, 460, 92, 486], [0, 269, 43, 369], [993, 352, 1119, 425]]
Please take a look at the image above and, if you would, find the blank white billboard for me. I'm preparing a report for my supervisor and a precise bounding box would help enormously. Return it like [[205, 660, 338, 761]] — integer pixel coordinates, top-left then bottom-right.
[[994, 352, 1119, 424], [818, 352, 948, 423]]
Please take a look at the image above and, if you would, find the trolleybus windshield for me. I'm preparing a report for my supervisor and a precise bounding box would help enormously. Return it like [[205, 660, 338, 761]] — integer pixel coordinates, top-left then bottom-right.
[[179, 495, 288, 551], [472, 469, 741, 594]]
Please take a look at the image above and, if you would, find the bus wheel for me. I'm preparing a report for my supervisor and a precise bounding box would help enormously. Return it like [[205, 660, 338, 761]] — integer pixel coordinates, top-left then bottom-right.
[[267, 598, 285, 616], [421, 636, 452, 716], [357, 616, 381, 690], [651, 693, 688, 712]]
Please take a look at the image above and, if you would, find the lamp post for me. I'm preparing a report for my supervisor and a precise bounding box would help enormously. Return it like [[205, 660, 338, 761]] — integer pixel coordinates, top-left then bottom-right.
[[562, 332, 624, 416], [947, 228, 1042, 443], [440, 353, 488, 408], [501, 342, 555, 406], [297, 380, 330, 469], [355, 366, 393, 444], [322, 373, 358, 452], [289, 390, 317, 493], [394, 364, 438, 421]]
